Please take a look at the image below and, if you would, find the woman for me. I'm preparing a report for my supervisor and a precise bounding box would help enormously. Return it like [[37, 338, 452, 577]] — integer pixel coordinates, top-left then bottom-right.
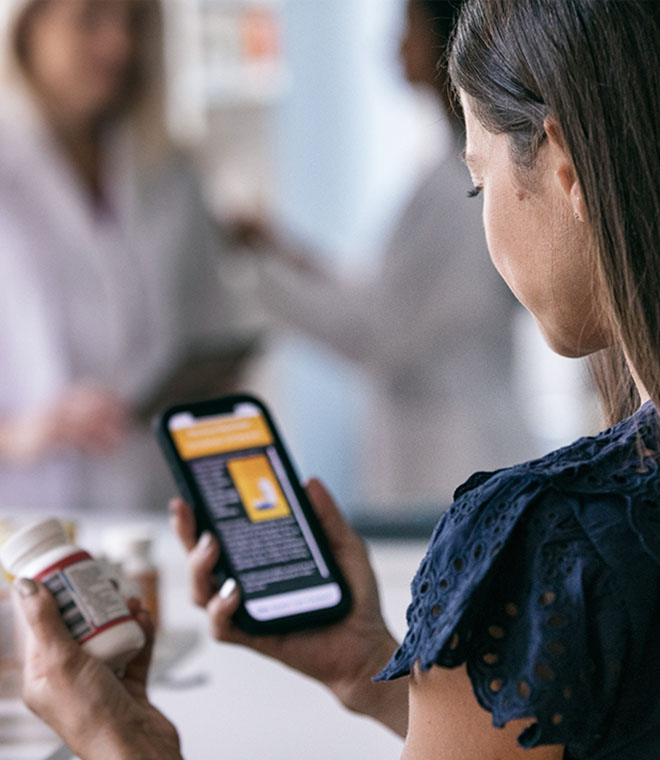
[[249, 0, 528, 509], [0, 0, 240, 514], [13, 0, 660, 757]]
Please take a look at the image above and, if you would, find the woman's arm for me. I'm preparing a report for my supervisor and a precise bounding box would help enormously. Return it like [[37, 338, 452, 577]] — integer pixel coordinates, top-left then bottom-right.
[[403, 663, 564, 759], [170, 478, 410, 737], [255, 255, 373, 365]]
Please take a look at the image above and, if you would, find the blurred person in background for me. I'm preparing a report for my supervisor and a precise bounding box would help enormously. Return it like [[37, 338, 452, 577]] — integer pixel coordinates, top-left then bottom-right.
[[0, 0, 246, 514], [244, 0, 531, 511]]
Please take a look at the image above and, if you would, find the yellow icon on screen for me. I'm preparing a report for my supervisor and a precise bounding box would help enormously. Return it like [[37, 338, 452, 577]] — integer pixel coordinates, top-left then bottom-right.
[[227, 455, 291, 522]]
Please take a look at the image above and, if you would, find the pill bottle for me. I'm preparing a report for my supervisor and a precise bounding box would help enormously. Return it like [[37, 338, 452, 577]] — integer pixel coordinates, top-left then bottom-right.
[[0, 569, 19, 697], [123, 536, 160, 630], [0, 519, 146, 671], [102, 526, 161, 630]]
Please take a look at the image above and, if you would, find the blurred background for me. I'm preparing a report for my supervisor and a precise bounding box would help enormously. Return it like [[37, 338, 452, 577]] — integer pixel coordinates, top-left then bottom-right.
[[161, 0, 599, 519], [0, 1, 603, 758], [0, 0, 600, 523]]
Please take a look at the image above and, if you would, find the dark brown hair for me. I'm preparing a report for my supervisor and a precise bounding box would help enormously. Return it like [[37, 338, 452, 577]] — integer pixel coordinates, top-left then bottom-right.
[[417, 1, 467, 122], [419, 0, 465, 45], [449, 0, 660, 425]]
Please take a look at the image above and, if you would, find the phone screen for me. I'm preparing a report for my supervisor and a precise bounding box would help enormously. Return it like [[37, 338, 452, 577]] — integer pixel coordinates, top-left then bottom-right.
[[167, 401, 343, 623]]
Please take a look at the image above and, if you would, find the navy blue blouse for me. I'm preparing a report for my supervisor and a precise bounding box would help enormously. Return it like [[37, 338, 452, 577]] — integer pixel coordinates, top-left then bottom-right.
[[376, 401, 660, 759]]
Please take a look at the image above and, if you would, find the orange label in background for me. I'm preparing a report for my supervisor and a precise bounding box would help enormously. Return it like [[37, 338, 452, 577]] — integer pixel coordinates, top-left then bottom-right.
[[172, 415, 273, 460], [228, 455, 291, 522]]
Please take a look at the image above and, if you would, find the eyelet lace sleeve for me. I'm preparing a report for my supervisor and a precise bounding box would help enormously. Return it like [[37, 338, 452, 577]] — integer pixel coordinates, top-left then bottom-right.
[[377, 402, 660, 758], [459, 493, 629, 755], [376, 483, 630, 756]]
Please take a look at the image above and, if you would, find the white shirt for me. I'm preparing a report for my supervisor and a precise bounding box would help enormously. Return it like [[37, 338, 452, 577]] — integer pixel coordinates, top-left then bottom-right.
[[257, 138, 532, 510], [0, 91, 238, 515]]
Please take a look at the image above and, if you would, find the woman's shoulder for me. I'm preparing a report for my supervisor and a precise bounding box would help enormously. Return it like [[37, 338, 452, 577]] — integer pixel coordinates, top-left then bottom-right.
[[422, 400, 660, 631], [446, 400, 660, 538], [377, 402, 660, 755]]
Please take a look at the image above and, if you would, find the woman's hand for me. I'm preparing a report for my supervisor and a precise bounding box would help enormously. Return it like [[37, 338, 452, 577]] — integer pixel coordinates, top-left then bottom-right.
[[15, 580, 181, 760], [2, 385, 128, 461], [170, 478, 409, 737], [228, 214, 325, 275]]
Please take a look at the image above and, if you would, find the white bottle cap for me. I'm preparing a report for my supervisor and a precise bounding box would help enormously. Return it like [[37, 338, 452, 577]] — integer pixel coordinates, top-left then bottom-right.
[[0, 519, 68, 575], [101, 524, 154, 564]]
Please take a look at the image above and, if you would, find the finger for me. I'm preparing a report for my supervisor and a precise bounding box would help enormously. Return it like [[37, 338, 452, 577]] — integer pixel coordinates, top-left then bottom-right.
[[169, 498, 197, 552], [206, 578, 283, 658], [206, 579, 245, 643], [13, 579, 78, 656], [122, 609, 155, 696], [188, 531, 220, 606], [206, 583, 286, 662]]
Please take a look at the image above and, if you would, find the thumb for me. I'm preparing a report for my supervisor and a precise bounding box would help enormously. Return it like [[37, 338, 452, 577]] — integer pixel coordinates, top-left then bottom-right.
[[122, 608, 154, 696], [13, 578, 78, 652]]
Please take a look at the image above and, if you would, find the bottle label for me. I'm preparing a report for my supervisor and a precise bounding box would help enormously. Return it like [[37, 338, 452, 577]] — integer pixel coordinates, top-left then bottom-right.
[[36, 551, 132, 644]]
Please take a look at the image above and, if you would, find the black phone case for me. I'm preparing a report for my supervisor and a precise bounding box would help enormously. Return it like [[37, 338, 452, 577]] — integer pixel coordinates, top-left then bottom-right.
[[154, 393, 352, 634]]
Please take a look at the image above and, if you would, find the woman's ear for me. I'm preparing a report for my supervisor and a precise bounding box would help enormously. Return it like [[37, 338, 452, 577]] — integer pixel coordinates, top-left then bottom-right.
[[544, 118, 586, 222]]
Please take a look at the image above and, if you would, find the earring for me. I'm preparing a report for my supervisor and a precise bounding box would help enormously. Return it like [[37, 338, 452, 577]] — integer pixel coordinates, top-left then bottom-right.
[[574, 195, 583, 222]]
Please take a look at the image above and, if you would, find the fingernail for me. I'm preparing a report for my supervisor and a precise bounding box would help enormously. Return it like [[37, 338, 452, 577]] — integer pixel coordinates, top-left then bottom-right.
[[168, 499, 178, 516], [14, 578, 38, 598], [199, 531, 214, 552], [219, 578, 237, 600]]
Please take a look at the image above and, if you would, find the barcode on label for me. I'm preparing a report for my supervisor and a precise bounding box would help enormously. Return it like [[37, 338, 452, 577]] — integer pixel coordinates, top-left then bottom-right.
[[43, 571, 93, 640]]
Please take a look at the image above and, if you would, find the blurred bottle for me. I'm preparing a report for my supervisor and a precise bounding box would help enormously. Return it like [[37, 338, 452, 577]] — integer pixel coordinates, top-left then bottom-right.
[[123, 536, 160, 631], [102, 527, 160, 631], [61, 519, 78, 544], [0, 519, 19, 697]]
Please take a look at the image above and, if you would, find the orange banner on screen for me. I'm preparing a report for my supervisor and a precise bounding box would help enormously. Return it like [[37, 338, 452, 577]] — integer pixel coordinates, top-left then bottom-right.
[[172, 415, 273, 460]]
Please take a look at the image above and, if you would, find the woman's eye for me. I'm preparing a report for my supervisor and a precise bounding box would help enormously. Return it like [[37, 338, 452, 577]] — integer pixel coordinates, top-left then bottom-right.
[[467, 185, 483, 198]]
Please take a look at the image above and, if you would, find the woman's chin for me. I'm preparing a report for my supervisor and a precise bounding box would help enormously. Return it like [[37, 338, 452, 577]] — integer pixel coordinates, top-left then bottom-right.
[[536, 321, 612, 359]]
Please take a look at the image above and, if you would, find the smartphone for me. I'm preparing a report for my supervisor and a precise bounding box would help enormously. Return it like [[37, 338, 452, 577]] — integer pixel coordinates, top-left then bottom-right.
[[155, 394, 352, 634]]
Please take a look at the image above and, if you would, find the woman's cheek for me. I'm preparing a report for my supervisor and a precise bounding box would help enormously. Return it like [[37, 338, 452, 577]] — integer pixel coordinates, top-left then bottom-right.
[[485, 184, 547, 313], [482, 198, 521, 302]]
